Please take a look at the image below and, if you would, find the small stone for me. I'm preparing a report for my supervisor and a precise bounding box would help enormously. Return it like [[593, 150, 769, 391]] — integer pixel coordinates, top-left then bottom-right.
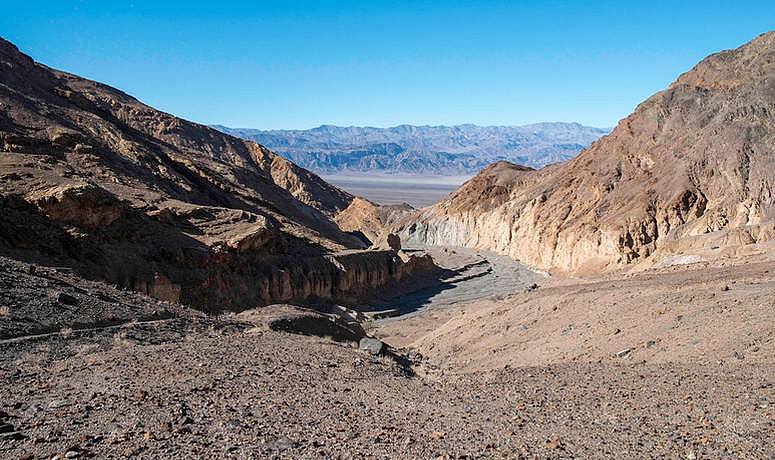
[[721, 285, 730, 291], [48, 399, 71, 409], [65, 451, 79, 459], [615, 348, 632, 358], [429, 430, 445, 440], [272, 436, 294, 451], [0, 431, 26, 441], [612, 328, 621, 335], [359, 337, 383, 355], [57, 292, 78, 306], [545, 436, 561, 449]]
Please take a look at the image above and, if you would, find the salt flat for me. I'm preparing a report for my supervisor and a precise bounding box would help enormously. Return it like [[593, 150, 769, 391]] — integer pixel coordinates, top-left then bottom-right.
[[323, 174, 470, 208]]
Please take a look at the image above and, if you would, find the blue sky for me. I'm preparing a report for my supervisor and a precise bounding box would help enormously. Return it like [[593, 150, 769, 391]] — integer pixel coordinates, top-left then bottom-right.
[[3, 1, 774, 129]]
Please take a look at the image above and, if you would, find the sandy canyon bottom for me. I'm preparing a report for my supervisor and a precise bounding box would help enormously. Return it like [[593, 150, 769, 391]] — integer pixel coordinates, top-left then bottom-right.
[[0, 246, 773, 459]]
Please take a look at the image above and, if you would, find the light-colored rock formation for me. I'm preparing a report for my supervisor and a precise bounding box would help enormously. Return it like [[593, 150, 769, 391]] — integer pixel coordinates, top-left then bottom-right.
[[395, 32, 775, 273]]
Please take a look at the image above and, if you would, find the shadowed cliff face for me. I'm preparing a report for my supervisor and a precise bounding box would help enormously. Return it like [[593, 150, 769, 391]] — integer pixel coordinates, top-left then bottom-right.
[[395, 32, 775, 273], [0, 37, 433, 310]]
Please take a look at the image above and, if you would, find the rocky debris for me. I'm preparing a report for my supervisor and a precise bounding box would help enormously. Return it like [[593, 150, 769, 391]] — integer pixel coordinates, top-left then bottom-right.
[[0, 256, 198, 340], [47, 400, 70, 409], [395, 32, 775, 273], [56, 292, 78, 306], [0, 310, 772, 458], [359, 337, 383, 355], [363, 308, 401, 320], [615, 348, 632, 358]]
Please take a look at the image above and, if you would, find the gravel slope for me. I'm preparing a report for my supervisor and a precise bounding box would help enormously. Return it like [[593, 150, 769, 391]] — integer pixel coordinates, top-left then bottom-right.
[[1, 313, 772, 459]]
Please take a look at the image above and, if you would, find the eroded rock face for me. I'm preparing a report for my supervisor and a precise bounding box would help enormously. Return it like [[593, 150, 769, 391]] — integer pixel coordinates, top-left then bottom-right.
[[395, 32, 775, 273], [0, 37, 435, 311]]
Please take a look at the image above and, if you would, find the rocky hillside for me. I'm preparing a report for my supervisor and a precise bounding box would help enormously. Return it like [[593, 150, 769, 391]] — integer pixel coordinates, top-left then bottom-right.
[[214, 123, 609, 175], [0, 37, 432, 310], [396, 32, 775, 272]]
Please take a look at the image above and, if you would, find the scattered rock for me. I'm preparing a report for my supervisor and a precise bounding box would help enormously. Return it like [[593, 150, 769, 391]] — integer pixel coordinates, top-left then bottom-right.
[[57, 292, 78, 305], [0, 431, 26, 441], [271, 436, 294, 451], [545, 436, 562, 449], [48, 399, 71, 409], [359, 337, 383, 355], [429, 430, 445, 440], [615, 348, 632, 358]]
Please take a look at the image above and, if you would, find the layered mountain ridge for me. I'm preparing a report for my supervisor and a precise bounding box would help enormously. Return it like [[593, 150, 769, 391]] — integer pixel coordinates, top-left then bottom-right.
[[0, 37, 431, 310], [395, 32, 775, 272], [213, 123, 610, 175]]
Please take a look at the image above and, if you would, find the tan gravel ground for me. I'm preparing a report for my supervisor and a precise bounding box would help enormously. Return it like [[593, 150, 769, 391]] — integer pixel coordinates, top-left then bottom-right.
[[0, 253, 773, 458]]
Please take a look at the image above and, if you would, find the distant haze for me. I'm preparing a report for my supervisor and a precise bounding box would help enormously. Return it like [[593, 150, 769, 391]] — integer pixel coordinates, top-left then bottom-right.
[[213, 123, 610, 176]]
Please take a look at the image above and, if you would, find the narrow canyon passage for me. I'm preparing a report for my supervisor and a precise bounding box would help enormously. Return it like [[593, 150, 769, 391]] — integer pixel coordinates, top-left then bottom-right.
[[368, 244, 545, 349], [374, 245, 545, 317]]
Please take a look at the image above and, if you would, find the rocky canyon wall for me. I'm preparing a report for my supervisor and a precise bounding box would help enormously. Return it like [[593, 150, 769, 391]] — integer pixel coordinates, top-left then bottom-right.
[[395, 33, 775, 273]]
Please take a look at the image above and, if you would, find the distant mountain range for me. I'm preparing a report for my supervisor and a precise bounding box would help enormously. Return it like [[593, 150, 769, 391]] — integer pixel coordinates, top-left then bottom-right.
[[212, 123, 611, 175]]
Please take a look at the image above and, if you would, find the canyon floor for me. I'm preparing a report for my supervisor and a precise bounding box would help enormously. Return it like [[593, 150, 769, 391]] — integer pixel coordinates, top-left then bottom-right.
[[0, 249, 773, 459]]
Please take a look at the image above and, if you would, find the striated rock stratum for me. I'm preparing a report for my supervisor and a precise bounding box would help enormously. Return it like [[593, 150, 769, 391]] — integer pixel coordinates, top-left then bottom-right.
[[396, 32, 775, 272], [0, 37, 431, 310]]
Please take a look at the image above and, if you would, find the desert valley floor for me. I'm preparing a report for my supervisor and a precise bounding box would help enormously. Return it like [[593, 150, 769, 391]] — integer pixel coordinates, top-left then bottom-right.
[[1, 245, 773, 459]]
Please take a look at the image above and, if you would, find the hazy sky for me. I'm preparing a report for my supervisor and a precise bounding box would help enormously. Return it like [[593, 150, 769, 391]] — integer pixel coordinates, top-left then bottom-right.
[[3, 1, 774, 129]]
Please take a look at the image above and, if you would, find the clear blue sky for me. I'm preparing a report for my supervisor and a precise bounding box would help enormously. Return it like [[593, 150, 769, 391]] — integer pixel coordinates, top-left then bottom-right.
[[3, 1, 774, 129]]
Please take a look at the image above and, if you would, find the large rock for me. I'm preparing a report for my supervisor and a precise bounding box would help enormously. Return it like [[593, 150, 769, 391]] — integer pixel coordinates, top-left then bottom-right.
[[372, 233, 402, 251], [359, 337, 383, 355]]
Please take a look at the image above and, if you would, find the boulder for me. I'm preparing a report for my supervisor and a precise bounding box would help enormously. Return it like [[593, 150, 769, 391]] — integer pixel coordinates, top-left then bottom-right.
[[373, 233, 402, 251], [359, 337, 383, 355]]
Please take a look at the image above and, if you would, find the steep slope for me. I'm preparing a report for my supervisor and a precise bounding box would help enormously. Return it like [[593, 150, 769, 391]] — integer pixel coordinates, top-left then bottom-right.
[[214, 123, 610, 175], [0, 37, 431, 310], [396, 32, 775, 272]]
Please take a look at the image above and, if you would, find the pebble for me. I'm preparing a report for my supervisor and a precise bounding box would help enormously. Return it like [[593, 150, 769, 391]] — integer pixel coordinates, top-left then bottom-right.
[[48, 399, 71, 409], [57, 292, 78, 305]]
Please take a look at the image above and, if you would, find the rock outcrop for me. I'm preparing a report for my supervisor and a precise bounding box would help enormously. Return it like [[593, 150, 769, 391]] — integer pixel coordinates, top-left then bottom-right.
[[0, 37, 433, 310], [395, 32, 775, 272]]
